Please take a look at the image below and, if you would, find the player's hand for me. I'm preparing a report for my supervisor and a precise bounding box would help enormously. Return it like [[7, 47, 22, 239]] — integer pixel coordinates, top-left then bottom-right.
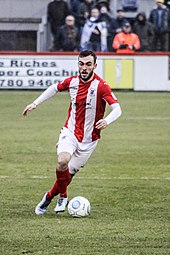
[[22, 103, 37, 116], [95, 119, 107, 130]]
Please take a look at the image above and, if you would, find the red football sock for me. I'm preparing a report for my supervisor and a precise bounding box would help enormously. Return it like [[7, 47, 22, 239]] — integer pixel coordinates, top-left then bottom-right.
[[46, 168, 70, 200], [46, 181, 59, 200], [56, 168, 70, 194]]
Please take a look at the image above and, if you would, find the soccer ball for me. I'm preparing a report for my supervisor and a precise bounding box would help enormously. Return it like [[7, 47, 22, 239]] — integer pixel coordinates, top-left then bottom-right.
[[68, 196, 91, 217]]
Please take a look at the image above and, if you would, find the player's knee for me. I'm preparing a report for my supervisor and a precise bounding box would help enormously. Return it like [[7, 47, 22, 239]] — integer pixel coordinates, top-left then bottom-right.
[[57, 160, 68, 171], [57, 152, 71, 171]]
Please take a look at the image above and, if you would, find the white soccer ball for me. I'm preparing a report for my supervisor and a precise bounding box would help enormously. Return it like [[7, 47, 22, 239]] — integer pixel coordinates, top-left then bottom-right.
[[68, 196, 91, 217]]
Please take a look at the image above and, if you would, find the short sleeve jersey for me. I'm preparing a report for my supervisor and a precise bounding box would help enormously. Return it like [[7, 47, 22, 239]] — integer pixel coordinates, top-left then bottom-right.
[[56, 73, 118, 142]]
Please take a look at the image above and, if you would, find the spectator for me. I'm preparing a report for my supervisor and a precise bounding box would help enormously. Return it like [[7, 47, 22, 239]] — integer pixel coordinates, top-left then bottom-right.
[[149, 0, 170, 51], [164, 0, 170, 50], [69, 0, 84, 27], [133, 12, 154, 51], [112, 21, 140, 53], [99, 5, 115, 51], [110, 9, 129, 52], [95, 0, 110, 10], [78, 0, 95, 33], [47, 0, 70, 51], [58, 15, 80, 51], [114, 9, 129, 34], [80, 7, 108, 51]]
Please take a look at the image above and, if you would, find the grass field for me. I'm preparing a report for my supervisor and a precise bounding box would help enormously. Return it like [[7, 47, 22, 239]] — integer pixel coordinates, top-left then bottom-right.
[[0, 91, 170, 255]]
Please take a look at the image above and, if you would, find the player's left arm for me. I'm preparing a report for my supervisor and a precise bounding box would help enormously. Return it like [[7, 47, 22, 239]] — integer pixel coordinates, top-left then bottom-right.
[[95, 83, 122, 130], [95, 103, 121, 130]]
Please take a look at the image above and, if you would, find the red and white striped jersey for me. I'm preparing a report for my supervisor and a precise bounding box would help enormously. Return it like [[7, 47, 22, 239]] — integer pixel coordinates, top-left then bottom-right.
[[56, 73, 118, 142]]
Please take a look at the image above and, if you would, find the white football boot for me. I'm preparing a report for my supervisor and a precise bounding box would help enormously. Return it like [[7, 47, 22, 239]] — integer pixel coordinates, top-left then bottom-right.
[[35, 192, 51, 215], [54, 197, 68, 213]]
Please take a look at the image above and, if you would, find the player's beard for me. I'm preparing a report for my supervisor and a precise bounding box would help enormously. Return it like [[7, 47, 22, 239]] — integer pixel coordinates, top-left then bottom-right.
[[80, 69, 94, 82]]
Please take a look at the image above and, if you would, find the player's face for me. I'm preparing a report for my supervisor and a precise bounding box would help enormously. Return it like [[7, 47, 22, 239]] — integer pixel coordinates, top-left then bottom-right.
[[78, 56, 97, 82]]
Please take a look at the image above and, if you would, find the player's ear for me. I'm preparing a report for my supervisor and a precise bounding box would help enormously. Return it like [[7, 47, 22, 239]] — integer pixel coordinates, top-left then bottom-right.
[[94, 63, 97, 69]]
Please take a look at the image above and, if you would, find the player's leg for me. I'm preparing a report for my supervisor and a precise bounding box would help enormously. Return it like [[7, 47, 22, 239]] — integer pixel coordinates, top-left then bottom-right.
[[53, 141, 98, 212], [53, 129, 77, 212], [47, 152, 71, 199], [52, 152, 71, 212], [54, 139, 98, 213], [35, 128, 77, 215], [35, 152, 71, 215], [68, 140, 99, 178]]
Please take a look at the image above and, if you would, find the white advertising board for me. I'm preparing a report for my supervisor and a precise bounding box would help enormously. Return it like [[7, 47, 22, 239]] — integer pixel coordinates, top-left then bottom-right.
[[0, 54, 170, 91], [0, 55, 103, 89], [134, 56, 170, 91]]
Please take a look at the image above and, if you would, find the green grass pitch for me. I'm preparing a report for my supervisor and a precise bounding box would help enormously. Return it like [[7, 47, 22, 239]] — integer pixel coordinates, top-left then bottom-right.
[[0, 91, 170, 255]]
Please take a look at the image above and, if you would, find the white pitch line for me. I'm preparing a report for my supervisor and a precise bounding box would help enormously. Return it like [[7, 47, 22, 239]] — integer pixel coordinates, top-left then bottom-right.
[[77, 176, 170, 180], [0, 176, 170, 180], [32, 176, 48, 179], [0, 176, 9, 179], [126, 117, 170, 120]]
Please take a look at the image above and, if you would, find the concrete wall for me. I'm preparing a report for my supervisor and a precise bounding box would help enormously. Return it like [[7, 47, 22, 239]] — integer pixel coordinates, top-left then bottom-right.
[[0, 0, 51, 31], [0, 0, 50, 19], [0, 0, 52, 50]]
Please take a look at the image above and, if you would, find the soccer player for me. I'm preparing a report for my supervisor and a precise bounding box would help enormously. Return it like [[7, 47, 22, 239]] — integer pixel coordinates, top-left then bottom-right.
[[22, 50, 122, 215]]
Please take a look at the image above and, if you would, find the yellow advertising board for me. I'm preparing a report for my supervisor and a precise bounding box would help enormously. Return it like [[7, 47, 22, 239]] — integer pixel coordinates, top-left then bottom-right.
[[104, 59, 134, 89]]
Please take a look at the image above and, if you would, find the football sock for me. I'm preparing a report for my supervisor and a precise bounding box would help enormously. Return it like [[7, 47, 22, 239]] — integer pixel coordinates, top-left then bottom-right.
[[56, 168, 70, 194], [46, 181, 59, 200], [46, 168, 70, 200]]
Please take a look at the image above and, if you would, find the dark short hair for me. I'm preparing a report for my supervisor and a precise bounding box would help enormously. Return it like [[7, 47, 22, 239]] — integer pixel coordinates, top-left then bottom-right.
[[79, 50, 97, 64]]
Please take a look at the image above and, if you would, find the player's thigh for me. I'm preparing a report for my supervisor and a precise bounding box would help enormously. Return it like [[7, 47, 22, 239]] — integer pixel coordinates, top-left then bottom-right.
[[57, 127, 77, 156], [68, 140, 98, 174]]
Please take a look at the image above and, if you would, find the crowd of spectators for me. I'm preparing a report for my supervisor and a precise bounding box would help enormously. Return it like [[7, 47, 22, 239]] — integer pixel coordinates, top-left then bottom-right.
[[47, 0, 170, 52]]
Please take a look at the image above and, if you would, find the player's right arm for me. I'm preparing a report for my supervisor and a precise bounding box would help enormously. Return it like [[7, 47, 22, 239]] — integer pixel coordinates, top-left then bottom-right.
[[22, 102, 37, 116], [22, 83, 58, 116]]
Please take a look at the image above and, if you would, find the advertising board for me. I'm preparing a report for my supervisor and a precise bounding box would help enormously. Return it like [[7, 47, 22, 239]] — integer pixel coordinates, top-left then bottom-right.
[[0, 53, 169, 91]]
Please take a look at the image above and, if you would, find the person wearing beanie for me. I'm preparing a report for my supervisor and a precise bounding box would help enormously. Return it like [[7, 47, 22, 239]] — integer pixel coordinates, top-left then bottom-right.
[[114, 9, 129, 34], [149, 0, 170, 51], [133, 12, 154, 51], [47, 0, 70, 51]]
